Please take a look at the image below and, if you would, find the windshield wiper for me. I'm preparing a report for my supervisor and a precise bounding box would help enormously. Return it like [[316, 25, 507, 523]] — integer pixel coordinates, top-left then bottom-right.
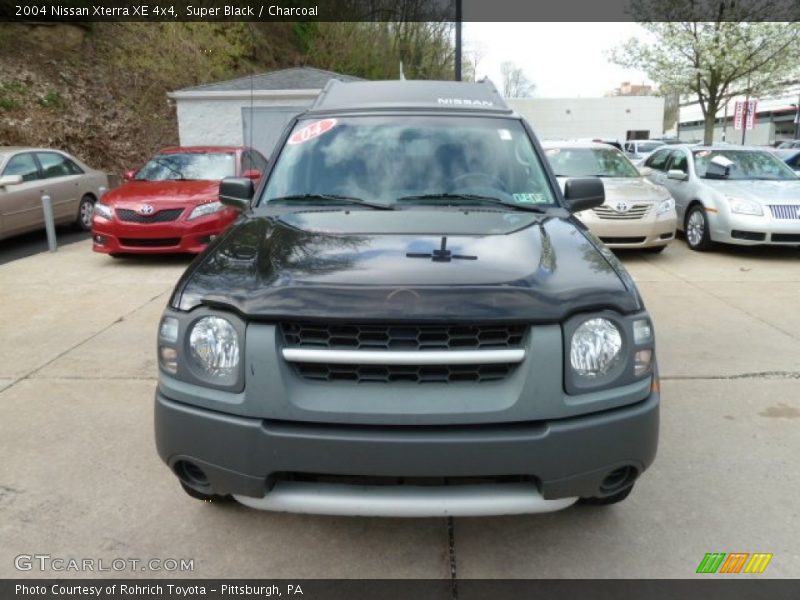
[[268, 194, 394, 210], [153, 158, 186, 180], [396, 193, 549, 213]]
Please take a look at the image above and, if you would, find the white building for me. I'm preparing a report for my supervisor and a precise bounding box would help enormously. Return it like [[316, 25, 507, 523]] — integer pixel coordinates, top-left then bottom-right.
[[677, 87, 800, 145], [169, 69, 666, 154], [167, 67, 362, 157], [508, 96, 665, 143]]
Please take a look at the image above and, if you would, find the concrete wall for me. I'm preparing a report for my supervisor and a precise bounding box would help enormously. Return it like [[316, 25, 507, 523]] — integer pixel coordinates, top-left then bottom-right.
[[172, 92, 317, 147], [508, 96, 665, 143], [677, 121, 775, 146]]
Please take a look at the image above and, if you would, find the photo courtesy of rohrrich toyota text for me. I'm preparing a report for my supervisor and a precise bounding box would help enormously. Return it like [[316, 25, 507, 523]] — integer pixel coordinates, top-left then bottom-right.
[[1, 1, 799, 599]]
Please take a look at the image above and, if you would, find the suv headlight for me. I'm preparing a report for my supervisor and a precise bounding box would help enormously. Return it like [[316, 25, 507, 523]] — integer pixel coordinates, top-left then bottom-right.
[[656, 197, 674, 216], [188, 201, 225, 221], [188, 316, 240, 377], [727, 197, 763, 216], [570, 318, 623, 378], [564, 312, 655, 394], [93, 202, 113, 220]]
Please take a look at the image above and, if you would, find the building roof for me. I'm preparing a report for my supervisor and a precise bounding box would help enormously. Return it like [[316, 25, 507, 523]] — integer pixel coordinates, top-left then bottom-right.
[[175, 67, 363, 93], [308, 79, 512, 114]]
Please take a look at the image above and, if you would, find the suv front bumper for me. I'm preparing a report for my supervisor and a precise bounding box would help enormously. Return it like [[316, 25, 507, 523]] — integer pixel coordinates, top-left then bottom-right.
[[155, 386, 659, 516]]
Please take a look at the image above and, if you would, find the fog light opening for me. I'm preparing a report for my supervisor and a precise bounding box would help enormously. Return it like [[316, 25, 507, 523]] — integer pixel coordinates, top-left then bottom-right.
[[175, 460, 210, 488], [600, 466, 638, 494], [94, 235, 107, 245]]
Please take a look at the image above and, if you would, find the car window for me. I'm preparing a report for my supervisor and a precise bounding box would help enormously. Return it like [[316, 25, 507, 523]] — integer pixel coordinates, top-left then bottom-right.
[[261, 115, 557, 207], [669, 152, 688, 173], [36, 152, 79, 178], [637, 142, 665, 154], [545, 147, 640, 178], [242, 150, 268, 174], [2, 153, 39, 182], [693, 149, 798, 180], [135, 152, 236, 181], [644, 149, 671, 171]]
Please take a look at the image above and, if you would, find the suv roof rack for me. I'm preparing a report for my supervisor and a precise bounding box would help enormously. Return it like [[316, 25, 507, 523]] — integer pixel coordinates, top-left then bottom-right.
[[310, 79, 512, 115]]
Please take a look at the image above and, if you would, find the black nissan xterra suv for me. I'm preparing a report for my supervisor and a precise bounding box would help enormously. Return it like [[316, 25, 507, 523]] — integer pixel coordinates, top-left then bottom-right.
[[155, 79, 659, 516]]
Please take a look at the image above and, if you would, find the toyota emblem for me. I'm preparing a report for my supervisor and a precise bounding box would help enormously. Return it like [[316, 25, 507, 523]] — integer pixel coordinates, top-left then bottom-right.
[[137, 204, 155, 215], [614, 200, 630, 213]]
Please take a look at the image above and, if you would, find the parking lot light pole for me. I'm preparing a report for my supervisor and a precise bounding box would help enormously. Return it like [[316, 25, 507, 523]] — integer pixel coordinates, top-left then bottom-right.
[[454, 0, 462, 81]]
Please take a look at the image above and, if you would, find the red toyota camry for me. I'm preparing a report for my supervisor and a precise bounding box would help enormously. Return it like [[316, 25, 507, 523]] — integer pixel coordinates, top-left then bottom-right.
[[92, 146, 267, 255]]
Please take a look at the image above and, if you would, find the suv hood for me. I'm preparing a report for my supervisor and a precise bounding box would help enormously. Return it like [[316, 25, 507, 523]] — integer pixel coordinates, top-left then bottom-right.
[[704, 179, 800, 203], [173, 210, 639, 322], [104, 180, 220, 206]]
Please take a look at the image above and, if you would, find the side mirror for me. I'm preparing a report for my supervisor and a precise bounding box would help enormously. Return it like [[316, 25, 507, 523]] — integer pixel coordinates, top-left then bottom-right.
[[0, 174, 23, 187], [667, 169, 688, 181], [123, 170, 136, 181], [563, 177, 604, 213], [242, 169, 262, 180], [637, 166, 653, 177], [219, 177, 254, 211]]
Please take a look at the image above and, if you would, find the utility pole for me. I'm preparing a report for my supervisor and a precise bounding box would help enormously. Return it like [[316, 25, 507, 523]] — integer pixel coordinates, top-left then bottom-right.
[[454, 0, 462, 81], [741, 76, 751, 145], [722, 100, 728, 142], [795, 90, 800, 139]]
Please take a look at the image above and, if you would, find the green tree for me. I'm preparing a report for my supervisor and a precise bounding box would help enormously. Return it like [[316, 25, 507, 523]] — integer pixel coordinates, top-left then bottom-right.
[[610, 0, 800, 143]]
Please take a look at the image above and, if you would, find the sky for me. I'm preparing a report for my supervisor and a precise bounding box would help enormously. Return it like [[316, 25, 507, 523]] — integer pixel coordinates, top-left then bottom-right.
[[463, 23, 654, 98]]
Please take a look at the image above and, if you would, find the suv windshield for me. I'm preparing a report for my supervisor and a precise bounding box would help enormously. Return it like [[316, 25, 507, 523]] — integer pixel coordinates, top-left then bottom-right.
[[260, 115, 557, 208], [545, 147, 640, 178], [693, 149, 797, 180], [135, 152, 236, 181]]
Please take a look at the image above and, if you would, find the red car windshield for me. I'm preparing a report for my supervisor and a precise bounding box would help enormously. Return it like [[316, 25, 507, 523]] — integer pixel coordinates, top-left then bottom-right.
[[135, 152, 236, 181]]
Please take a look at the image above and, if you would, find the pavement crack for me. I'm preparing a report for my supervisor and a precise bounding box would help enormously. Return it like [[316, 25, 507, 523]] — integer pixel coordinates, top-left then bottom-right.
[[663, 371, 800, 381], [447, 516, 458, 599], [2, 290, 170, 393]]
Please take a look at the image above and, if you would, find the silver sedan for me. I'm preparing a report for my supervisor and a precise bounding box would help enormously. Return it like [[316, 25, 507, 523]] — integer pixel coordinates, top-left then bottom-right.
[[544, 142, 677, 252], [642, 145, 800, 250], [0, 147, 108, 241]]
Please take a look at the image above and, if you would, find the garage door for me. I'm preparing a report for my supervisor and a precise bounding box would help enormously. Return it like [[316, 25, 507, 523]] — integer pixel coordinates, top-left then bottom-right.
[[242, 107, 305, 159]]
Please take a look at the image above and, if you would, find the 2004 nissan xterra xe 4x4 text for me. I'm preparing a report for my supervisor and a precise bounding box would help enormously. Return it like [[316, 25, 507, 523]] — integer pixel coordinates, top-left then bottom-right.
[[154, 80, 659, 517]]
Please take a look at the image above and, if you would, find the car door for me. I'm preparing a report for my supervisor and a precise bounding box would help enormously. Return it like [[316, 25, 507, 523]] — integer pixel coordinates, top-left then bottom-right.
[[35, 151, 82, 223], [663, 149, 693, 222], [0, 152, 45, 237]]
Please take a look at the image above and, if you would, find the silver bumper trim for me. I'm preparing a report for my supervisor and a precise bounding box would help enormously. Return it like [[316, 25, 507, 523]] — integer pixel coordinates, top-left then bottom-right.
[[281, 348, 525, 365], [233, 482, 576, 517]]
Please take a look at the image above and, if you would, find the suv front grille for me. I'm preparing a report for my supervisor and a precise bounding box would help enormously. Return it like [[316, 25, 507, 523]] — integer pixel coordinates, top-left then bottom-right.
[[281, 322, 527, 384], [116, 208, 184, 223], [294, 362, 515, 383], [281, 322, 526, 350], [593, 204, 651, 220]]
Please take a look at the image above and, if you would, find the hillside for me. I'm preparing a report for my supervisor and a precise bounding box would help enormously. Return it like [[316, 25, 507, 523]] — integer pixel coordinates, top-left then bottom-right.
[[0, 22, 455, 178]]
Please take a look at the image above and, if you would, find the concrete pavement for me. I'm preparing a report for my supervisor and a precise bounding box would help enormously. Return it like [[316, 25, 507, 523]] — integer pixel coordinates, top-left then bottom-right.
[[0, 239, 798, 578]]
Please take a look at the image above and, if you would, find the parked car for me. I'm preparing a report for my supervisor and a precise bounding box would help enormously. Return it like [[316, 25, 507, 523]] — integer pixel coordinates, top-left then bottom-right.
[[154, 79, 660, 516], [91, 146, 268, 255], [642, 145, 800, 250], [774, 149, 800, 172], [623, 140, 666, 164], [543, 141, 677, 252], [0, 147, 108, 240], [776, 140, 800, 149]]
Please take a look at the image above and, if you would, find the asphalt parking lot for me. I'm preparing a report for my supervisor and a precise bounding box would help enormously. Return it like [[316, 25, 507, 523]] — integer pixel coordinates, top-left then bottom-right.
[[0, 239, 798, 579]]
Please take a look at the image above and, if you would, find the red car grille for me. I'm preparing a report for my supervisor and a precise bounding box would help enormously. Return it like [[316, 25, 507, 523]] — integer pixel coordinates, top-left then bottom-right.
[[116, 208, 184, 223]]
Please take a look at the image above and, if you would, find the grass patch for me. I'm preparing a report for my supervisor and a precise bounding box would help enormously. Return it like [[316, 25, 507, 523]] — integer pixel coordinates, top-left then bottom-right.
[[38, 90, 65, 109]]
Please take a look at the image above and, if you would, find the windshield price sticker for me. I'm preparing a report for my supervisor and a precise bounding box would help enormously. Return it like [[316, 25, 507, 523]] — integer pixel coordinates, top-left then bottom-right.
[[288, 119, 338, 145]]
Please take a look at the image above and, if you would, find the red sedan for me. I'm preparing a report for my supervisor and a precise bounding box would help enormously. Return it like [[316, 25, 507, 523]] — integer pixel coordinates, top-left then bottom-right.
[[92, 146, 267, 255]]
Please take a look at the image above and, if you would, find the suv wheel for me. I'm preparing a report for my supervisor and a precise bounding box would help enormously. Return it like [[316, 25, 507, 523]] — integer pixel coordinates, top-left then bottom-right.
[[579, 484, 634, 506], [685, 205, 713, 251]]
